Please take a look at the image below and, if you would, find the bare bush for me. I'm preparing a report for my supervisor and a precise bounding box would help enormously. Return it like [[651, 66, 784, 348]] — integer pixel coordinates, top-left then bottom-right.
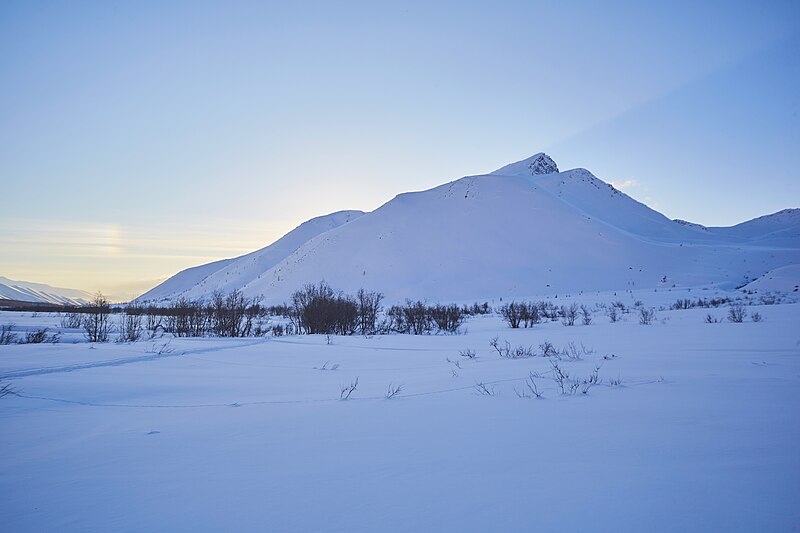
[[356, 288, 383, 335], [580, 305, 593, 325], [84, 293, 111, 342], [474, 382, 496, 396], [671, 297, 731, 310], [638, 307, 656, 325], [514, 371, 543, 399], [499, 302, 523, 328], [489, 336, 533, 358], [459, 348, 476, 359], [24, 328, 60, 344], [118, 308, 144, 342], [387, 300, 429, 334], [446, 357, 462, 370], [539, 341, 559, 358], [166, 297, 207, 337], [145, 340, 174, 355], [386, 300, 464, 335], [751, 312, 763, 323], [60, 312, 83, 329], [551, 361, 570, 395], [704, 314, 720, 324], [500, 301, 542, 329], [539, 301, 560, 321], [581, 366, 601, 394], [143, 308, 163, 338], [561, 341, 593, 361], [292, 282, 357, 336], [210, 290, 263, 337], [462, 302, 492, 316], [340, 377, 359, 400], [385, 383, 403, 399], [429, 304, 466, 333], [0, 324, 19, 345], [728, 303, 747, 323], [560, 303, 578, 326]]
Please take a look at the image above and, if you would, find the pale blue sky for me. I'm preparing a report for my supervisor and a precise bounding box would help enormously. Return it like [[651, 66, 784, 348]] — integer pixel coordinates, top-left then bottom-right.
[[1, 0, 798, 299]]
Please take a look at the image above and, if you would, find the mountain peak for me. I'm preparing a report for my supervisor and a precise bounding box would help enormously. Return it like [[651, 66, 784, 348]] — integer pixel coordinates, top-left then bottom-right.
[[492, 152, 559, 176], [527, 152, 559, 175]]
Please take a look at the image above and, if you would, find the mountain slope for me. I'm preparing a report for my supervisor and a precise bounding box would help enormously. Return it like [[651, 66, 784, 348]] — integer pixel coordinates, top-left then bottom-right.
[[137, 210, 364, 302], [139, 153, 800, 304], [708, 208, 800, 247], [0, 276, 93, 305]]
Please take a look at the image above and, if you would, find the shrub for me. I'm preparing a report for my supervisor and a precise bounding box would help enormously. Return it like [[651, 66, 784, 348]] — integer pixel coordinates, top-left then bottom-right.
[[580, 305, 592, 325], [499, 301, 523, 328], [291, 282, 357, 335], [560, 303, 578, 326], [118, 307, 144, 342], [356, 288, 383, 335], [0, 324, 18, 345], [639, 307, 656, 325], [429, 304, 466, 333], [489, 336, 533, 358], [60, 312, 83, 329], [24, 328, 60, 344], [84, 293, 111, 342], [209, 290, 263, 337], [728, 303, 747, 323]]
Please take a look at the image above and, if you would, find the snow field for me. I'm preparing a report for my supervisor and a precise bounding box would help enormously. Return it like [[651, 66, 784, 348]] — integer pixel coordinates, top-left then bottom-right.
[[1, 294, 799, 531]]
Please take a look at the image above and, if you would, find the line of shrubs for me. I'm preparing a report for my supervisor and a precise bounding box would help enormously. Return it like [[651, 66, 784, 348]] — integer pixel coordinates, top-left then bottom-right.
[[44, 283, 492, 342], [289, 282, 488, 335], [498, 301, 594, 328]]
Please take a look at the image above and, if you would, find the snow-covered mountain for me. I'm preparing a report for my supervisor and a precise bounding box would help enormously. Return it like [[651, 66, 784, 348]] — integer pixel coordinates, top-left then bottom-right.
[[0, 276, 93, 305], [136, 153, 800, 304], [138, 210, 365, 302]]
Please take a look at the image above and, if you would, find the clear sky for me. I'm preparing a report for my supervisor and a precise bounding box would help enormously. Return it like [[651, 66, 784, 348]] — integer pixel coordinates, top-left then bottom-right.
[[1, 0, 798, 300]]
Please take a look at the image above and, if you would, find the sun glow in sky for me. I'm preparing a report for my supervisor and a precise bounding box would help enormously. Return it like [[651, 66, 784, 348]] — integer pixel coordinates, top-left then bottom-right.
[[1, 0, 798, 300]]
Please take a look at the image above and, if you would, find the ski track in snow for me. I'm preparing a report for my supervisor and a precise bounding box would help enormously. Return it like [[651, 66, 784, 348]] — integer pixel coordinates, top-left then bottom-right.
[[0, 338, 267, 379]]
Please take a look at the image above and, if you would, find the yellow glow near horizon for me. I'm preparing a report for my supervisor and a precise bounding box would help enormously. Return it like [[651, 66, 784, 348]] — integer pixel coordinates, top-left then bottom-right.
[[0, 217, 303, 301]]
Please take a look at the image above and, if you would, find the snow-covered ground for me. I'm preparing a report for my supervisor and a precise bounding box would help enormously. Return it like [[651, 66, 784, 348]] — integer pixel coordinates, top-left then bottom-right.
[[1, 290, 799, 531]]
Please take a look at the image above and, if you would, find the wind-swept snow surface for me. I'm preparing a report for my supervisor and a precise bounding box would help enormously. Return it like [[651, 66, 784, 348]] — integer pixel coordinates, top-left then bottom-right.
[[1, 294, 799, 531], [139, 153, 799, 305]]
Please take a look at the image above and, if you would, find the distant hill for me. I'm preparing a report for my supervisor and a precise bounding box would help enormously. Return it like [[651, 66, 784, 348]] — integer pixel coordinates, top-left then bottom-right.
[[0, 276, 92, 305]]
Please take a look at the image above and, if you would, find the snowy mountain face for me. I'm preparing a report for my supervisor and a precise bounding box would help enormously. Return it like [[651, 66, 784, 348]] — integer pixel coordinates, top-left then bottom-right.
[[707, 208, 800, 247], [137, 153, 800, 305], [0, 276, 92, 305], [137, 210, 365, 303]]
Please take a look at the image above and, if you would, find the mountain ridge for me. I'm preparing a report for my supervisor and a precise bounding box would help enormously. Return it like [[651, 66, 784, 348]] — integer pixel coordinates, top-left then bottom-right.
[[0, 276, 93, 305], [136, 153, 800, 304]]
